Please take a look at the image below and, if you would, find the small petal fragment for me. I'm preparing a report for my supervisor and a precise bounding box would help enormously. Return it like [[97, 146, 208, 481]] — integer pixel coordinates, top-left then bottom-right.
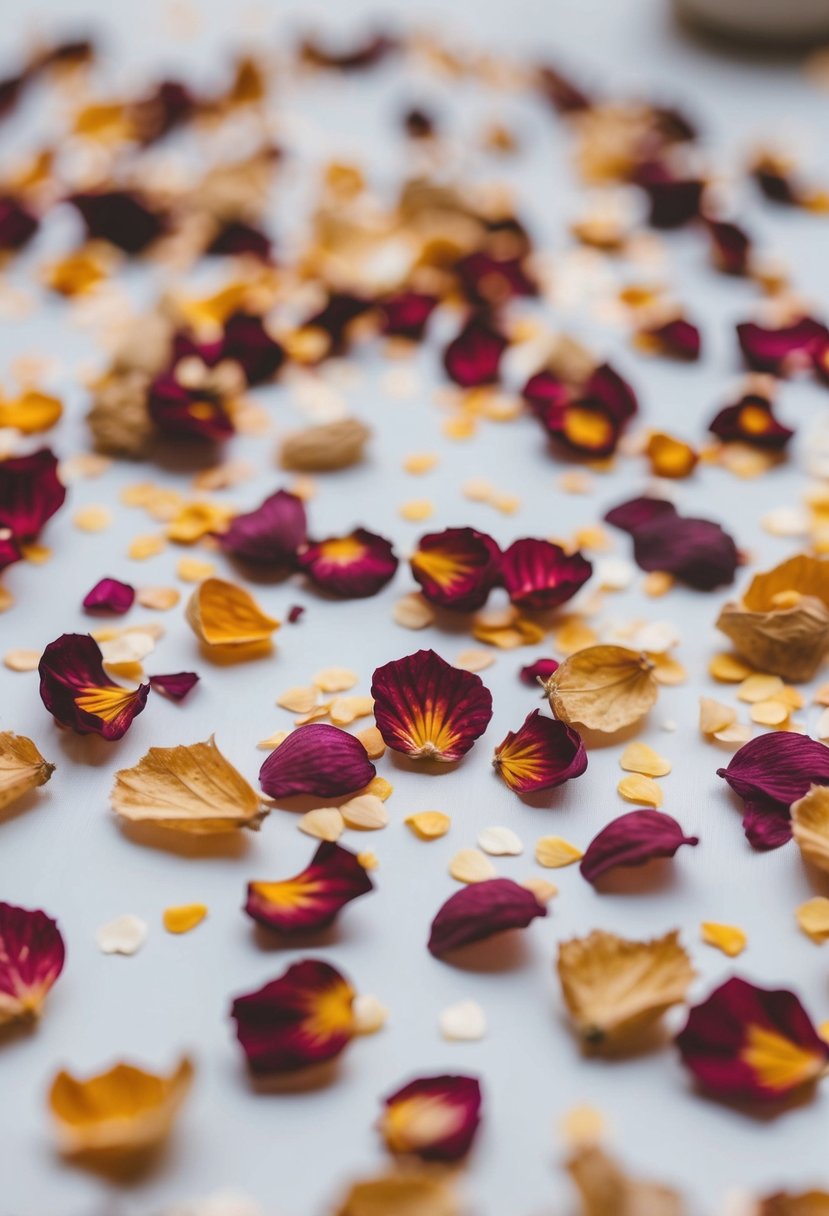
[[493, 709, 587, 793], [792, 785, 829, 872], [38, 633, 149, 740], [535, 836, 583, 868], [82, 578, 135, 615], [148, 671, 199, 701], [580, 810, 699, 885], [259, 724, 376, 799], [380, 1075, 482, 1161], [439, 1000, 487, 1041], [796, 897, 829, 943], [544, 645, 658, 733], [428, 877, 546, 958], [701, 922, 747, 958], [406, 811, 451, 840], [0, 732, 55, 812], [443, 315, 506, 387], [245, 842, 373, 934], [163, 904, 207, 934], [0, 902, 65, 1025], [96, 914, 148, 956]]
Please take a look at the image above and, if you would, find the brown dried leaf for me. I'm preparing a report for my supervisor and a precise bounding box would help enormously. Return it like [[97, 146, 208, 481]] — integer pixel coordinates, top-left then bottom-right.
[[0, 732, 55, 811], [545, 645, 658, 733]]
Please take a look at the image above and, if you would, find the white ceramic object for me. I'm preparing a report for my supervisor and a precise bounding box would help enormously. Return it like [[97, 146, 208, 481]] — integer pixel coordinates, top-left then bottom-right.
[[676, 0, 829, 42]]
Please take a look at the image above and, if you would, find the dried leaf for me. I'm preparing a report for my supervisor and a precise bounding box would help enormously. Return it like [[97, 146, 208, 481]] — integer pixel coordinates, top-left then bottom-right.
[[544, 645, 658, 733], [0, 732, 55, 811]]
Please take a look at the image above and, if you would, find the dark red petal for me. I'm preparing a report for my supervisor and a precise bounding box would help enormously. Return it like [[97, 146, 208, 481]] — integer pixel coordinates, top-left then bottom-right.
[[636, 163, 705, 229], [641, 318, 701, 361], [708, 394, 793, 451], [410, 527, 501, 612], [536, 63, 592, 114], [443, 315, 507, 388], [741, 800, 793, 851], [68, 190, 167, 254], [0, 530, 22, 573], [493, 709, 587, 793], [604, 495, 677, 535], [381, 1075, 482, 1161], [148, 672, 199, 702], [82, 577, 135, 615], [582, 363, 638, 424], [206, 220, 273, 262], [0, 902, 65, 1023], [287, 604, 305, 624], [523, 369, 570, 414], [298, 528, 397, 598], [220, 490, 307, 566], [38, 633, 150, 740], [605, 497, 738, 590], [245, 841, 373, 933], [737, 318, 829, 375], [303, 292, 373, 354], [717, 733, 829, 850], [219, 312, 284, 385], [371, 649, 493, 762], [500, 538, 592, 611], [148, 374, 234, 441], [580, 810, 698, 885], [0, 448, 66, 542], [379, 292, 438, 340], [707, 218, 752, 276], [0, 195, 39, 253], [258, 723, 375, 799], [519, 657, 559, 685], [428, 877, 546, 957]]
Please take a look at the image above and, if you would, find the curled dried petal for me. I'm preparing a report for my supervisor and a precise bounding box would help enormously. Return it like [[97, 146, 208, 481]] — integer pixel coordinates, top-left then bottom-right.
[[737, 317, 828, 375], [299, 528, 398, 598], [245, 842, 373, 933], [0, 732, 55, 812], [718, 732, 829, 850], [580, 810, 699, 885], [380, 1075, 482, 1161], [185, 577, 279, 649], [410, 527, 501, 612], [259, 723, 376, 799], [493, 709, 587, 793], [428, 877, 546, 957], [500, 539, 592, 611], [0, 901, 65, 1025], [544, 644, 658, 733], [147, 671, 199, 701], [709, 393, 793, 451], [220, 490, 307, 566], [38, 633, 149, 740]]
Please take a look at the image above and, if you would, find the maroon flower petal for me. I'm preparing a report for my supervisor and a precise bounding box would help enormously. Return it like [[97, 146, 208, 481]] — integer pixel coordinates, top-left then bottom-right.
[[38, 633, 150, 740], [605, 496, 738, 591], [0, 195, 39, 253], [371, 649, 493, 762], [717, 732, 829, 850], [298, 528, 397, 598], [245, 841, 373, 933], [707, 218, 752, 276], [443, 315, 507, 388], [148, 374, 234, 442], [583, 363, 638, 424], [519, 657, 559, 685], [604, 496, 677, 535], [68, 190, 167, 254], [428, 877, 546, 957], [0, 530, 22, 573], [0, 902, 65, 1025], [148, 672, 199, 702], [531, 397, 622, 458], [82, 577, 135, 615], [639, 318, 701, 361], [580, 810, 699, 885], [219, 312, 284, 385], [230, 958, 355, 1075], [455, 250, 536, 306], [0, 448, 66, 542], [220, 490, 307, 566], [493, 709, 587, 793], [380, 1075, 482, 1161], [709, 394, 793, 450], [303, 292, 372, 355], [410, 527, 501, 612], [206, 220, 273, 262], [500, 538, 592, 611], [131, 79, 196, 145], [258, 723, 375, 799], [636, 164, 705, 229], [737, 318, 829, 375], [676, 976, 829, 1103], [379, 291, 438, 340], [537, 63, 592, 114]]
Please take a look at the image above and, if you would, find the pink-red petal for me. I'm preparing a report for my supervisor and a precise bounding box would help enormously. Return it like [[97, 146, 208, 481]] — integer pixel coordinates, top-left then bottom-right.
[[148, 671, 199, 702], [500, 538, 592, 611], [410, 527, 501, 612], [82, 577, 135, 615], [493, 709, 587, 793], [0, 901, 65, 1024], [0, 448, 66, 542], [220, 490, 307, 566], [298, 528, 398, 598], [717, 732, 829, 851]]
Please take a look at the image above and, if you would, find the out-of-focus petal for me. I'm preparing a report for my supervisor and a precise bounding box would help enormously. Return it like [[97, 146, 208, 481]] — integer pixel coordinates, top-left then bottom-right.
[[500, 538, 592, 611], [245, 841, 373, 933], [443, 315, 507, 388], [493, 709, 587, 793], [717, 732, 829, 850], [259, 723, 376, 799], [519, 657, 559, 685], [0, 902, 65, 1025], [68, 190, 167, 254], [380, 1075, 482, 1161], [707, 218, 752, 276], [148, 373, 234, 441], [82, 577, 135, 615], [220, 489, 307, 566], [737, 318, 828, 375], [379, 291, 438, 340], [580, 810, 699, 885], [0, 195, 39, 253], [709, 394, 793, 451], [0, 448, 66, 541], [428, 877, 546, 957]]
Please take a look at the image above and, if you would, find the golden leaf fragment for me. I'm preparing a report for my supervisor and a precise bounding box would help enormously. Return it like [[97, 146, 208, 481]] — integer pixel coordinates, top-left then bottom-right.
[[700, 921, 747, 957], [557, 929, 695, 1050], [405, 811, 451, 840], [796, 896, 829, 943], [545, 645, 658, 733], [49, 1057, 194, 1158], [0, 732, 55, 812], [111, 736, 268, 834], [185, 577, 279, 652], [535, 836, 583, 868], [791, 785, 829, 873], [567, 1144, 687, 1216], [619, 742, 671, 778]]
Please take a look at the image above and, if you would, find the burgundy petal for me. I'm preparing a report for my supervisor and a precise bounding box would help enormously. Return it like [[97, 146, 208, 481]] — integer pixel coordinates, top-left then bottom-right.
[[0, 448, 66, 542], [707, 219, 752, 276], [380, 1075, 482, 1161], [604, 496, 677, 535], [303, 292, 372, 355], [0, 530, 22, 572], [219, 312, 284, 385], [519, 657, 559, 685], [428, 877, 547, 957], [148, 672, 199, 702], [640, 318, 701, 361], [68, 190, 167, 254], [38, 633, 150, 740], [455, 250, 536, 306], [206, 220, 273, 261], [410, 527, 501, 612], [258, 723, 375, 799], [0, 195, 39, 253], [0, 902, 65, 1024], [500, 538, 592, 611], [220, 490, 307, 566], [709, 394, 793, 450], [580, 810, 699, 885], [82, 577, 135, 615], [379, 291, 438, 340], [717, 733, 829, 850], [737, 318, 829, 375], [245, 841, 373, 933], [583, 363, 638, 424], [298, 528, 397, 598], [443, 315, 507, 388], [493, 709, 587, 793], [605, 496, 738, 590], [148, 374, 234, 441], [636, 163, 705, 229]]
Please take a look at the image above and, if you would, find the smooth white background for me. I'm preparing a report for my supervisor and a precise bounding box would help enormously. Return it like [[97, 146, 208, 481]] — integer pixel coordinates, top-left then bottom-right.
[[2, 1, 829, 1213]]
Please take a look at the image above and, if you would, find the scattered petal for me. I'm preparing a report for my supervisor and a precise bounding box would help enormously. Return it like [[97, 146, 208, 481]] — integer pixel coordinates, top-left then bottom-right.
[[493, 709, 587, 793], [163, 904, 207, 934], [380, 1074, 482, 1161], [298, 807, 345, 842], [449, 849, 497, 884], [246, 842, 373, 933], [82, 577, 135, 615], [700, 922, 747, 958], [299, 528, 398, 598], [0, 902, 64, 1025], [406, 811, 451, 840], [259, 724, 375, 799], [796, 897, 829, 943], [38, 633, 149, 740], [439, 1001, 487, 1042], [96, 914, 148, 956], [717, 733, 829, 850], [580, 810, 699, 885], [544, 645, 658, 733], [535, 836, 583, 868], [477, 826, 523, 856], [428, 877, 546, 958], [617, 773, 663, 807]]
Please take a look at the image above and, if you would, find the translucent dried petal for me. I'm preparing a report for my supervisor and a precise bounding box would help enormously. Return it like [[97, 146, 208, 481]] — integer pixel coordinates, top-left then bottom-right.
[[477, 826, 523, 856], [246, 842, 373, 933], [380, 1075, 482, 1161], [299, 528, 398, 598], [580, 810, 699, 885], [428, 877, 546, 957], [544, 645, 658, 733], [185, 578, 279, 649], [493, 709, 587, 793], [0, 732, 54, 811], [439, 1000, 487, 1041], [259, 724, 376, 800], [0, 902, 65, 1025], [96, 914, 147, 956], [38, 633, 150, 740], [298, 807, 345, 841]]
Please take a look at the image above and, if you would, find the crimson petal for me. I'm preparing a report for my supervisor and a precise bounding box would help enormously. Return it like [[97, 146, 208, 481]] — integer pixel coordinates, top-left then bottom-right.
[[428, 877, 546, 957], [148, 374, 234, 442], [640, 318, 701, 361], [82, 577, 135, 614], [709, 394, 793, 451], [0, 902, 65, 1025], [220, 489, 307, 566], [493, 709, 587, 793], [0, 195, 38, 253], [38, 633, 150, 740], [410, 527, 501, 612], [605, 496, 738, 590], [258, 723, 375, 799], [148, 672, 199, 702], [443, 315, 507, 388], [519, 657, 559, 685], [717, 732, 829, 850], [245, 841, 373, 933], [0, 448, 66, 542], [298, 528, 397, 598], [379, 291, 438, 340], [580, 809, 699, 885], [380, 1075, 482, 1161], [737, 318, 829, 375], [500, 538, 592, 611]]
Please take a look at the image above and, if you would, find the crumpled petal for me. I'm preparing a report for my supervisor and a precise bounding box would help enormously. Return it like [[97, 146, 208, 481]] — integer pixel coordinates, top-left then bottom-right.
[[443, 315, 507, 388], [410, 527, 501, 612], [580, 810, 699, 885], [0, 194, 39, 252], [173, 312, 284, 386], [371, 649, 493, 761], [147, 671, 199, 701], [707, 218, 752, 276], [709, 393, 794, 450], [676, 976, 829, 1103], [737, 318, 828, 375], [0, 901, 65, 1025], [299, 528, 398, 598], [379, 291, 438, 340], [245, 841, 374, 933], [428, 877, 546, 957], [717, 732, 829, 851], [0, 447, 66, 542], [38, 633, 150, 740], [230, 958, 355, 1075], [636, 164, 704, 229], [380, 1075, 482, 1161], [638, 318, 701, 361], [259, 723, 376, 799], [500, 538, 592, 611], [82, 577, 135, 614], [605, 496, 738, 590], [493, 709, 587, 793], [148, 373, 234, 441], [0, 732, 55, 811], [68, 189, 167, 254], [220, 489, 307, 566], [519, 657, 559, 685]]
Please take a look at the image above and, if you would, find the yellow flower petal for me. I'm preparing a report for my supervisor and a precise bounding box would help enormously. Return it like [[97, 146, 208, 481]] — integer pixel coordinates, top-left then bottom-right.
[[700, 921, 747, 958], [163, 904, 207, 934]]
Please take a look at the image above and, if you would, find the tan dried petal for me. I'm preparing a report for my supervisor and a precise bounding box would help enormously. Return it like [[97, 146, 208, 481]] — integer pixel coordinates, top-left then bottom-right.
[[177, 557, 215, 582], [718, 594, 829, 684], [128, 534, 165, 560], [298, 807, 344, 842], [567, 1144, 686, 1216], [185, 577, 279, 649], [449, 849, 496, 884], [700, 922, 747, 958], [796, 896, 829, 943], [329, 695, 374, 726], [111, 736, 267, 834], [73, 505, 112, 532], [279, 417, 371, 472], [750, 699, 790, 727], [455, 647, 496, 673], [545, 645, 658, 734], [334, 1171, 459, 1216], [713, 723, 753, 747], [554, 618, 598, 656], [356, 726, 386, 759], [257, 730, 290, 751], [392, 593, 435, 630], [136, 586, 180, 611], [617, 774, 663, 807], [340, 794, 389, 831], [535, 836, 583, 868], [557, 929, 695, 1049], [619, 742, 671, 777], [0, 732, 55, 811], [313, 666, 359, 693], [365, 776, 392, 801], [699, 696, 738, 735], [399, 498, 434, 522], [276, 686, 319, 714], [521, 876, 559, 903], [737, 674, 785, 704], [405, 811, 451, 840], [4, 649, 41, 672], [708, 652, 756, 683], [792, 785, 829, 873], [477, 826, 523, 856]]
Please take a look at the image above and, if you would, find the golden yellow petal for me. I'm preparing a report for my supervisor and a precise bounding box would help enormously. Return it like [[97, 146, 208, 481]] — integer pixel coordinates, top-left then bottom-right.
[[617, 774, 663, 807], [162, 904, 208, 934], [619, 742, 671, 778], [796, 896, 829, 943], [356, 726, 386, 759], [708, 652, 756, 683], [699, 696, 737, 735], [700, 922, 747, 958], [0, 732, 55, 812], [185, 577, 279, 647], [535, 836, 583, 868], [405, 811, 451, 840], [791, 785, 829, 873], [737, 673, 785, 704]]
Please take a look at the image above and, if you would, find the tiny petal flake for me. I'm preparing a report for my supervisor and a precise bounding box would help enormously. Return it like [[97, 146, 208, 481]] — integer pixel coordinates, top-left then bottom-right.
[[299, 528, 398, 598], [245, 841, 374, 933], [676, 976, 829, 1102], [520, 657, 559, 685], [147, 671, 199, 701], [259, 723, 376, 799], [717, 733, 829, 850], [0, 902, 65, 1025], [410, 527, 501, 612], [500, 539, 592, 611], [230, 958, 355, 1075], [428, 877, 547, 957], [371, 649, 493, 762], [380, 1075, 482, 1161], [580, 810, 699, 885], [82, 577, 135, 614], [38, 633, 149, 740], [0, 448, 66, 542], [219, 490, 307, 566], [493, 709, 587, 793]]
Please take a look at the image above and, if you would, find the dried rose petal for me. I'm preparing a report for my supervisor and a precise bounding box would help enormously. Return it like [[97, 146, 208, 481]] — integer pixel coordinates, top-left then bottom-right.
[[82, 577, 135, 615], [493, 709, 587, 793], [443, 315, 507, 388], [676, 976, 829, 1102], [259, 723, 376, 799], [68, 190, 167, 254], [302, 292, 372, 355], [38, 633, 150, 740], [148, 672, 199, 702], [455, 250, 536, 306], [709, 393, 793, 450], [245, 841, 373, 933], [298, 528, 398, 598], [640, 318, 701, 361], [371, 649, 493, 762], [174, 313, 284, 386], [605, 496, 738, 590], [580, 810, 699, 885], [0, 531, 22, 573], [0, 448, 66, 542], [0, 195, 38, 253], [230, 958, 355, 1075], [0, 902, 65, 1025], [583, 363, 638, 424], [717, 732, 829, 851], [737, 318, 828, 375], [410, 527, 501, 612], [707, 218, 752, 276], [206, 220, 272, 261], [530, 395, 621, 459], [131, 78, 196, 144], [636, 163, 705, 229], [380, 1075, 482, 1161], [500, 538, 592, 611], [379, 291, 438, 340], [220, 490, 307, 566], [148, 373, 234, 442], [604, 496, 677, 535], [519, 657, 559, 685], [428, 877, 546, 957]]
